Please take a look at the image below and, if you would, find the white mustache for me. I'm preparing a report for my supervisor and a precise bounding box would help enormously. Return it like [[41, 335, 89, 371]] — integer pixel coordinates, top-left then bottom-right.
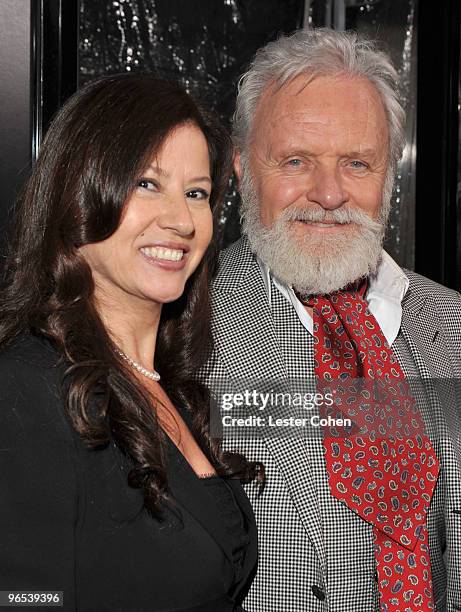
[[279, 205, 382, 232]]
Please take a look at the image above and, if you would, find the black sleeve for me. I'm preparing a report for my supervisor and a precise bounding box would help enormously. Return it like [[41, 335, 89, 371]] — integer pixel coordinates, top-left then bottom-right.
[[0, 355, 78, 610]]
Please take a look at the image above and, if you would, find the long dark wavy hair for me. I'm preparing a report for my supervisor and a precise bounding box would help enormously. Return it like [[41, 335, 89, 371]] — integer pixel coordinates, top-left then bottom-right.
[[0, 74, 261, 516]]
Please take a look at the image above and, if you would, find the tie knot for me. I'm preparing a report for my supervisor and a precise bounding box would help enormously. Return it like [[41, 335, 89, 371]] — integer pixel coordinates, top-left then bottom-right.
[[297, 279, 368, 308]]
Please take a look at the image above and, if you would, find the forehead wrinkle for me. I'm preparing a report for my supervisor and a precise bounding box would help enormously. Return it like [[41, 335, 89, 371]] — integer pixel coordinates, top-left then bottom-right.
[[253, 74, 389, 162], [147, 164, 169, 178], [269, 117, 380, 158]]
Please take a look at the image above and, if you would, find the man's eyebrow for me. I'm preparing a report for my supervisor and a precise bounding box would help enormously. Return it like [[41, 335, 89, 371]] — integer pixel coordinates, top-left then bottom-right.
[[276, 148, 317, 157], [276, 148, 379, 159], [346, 149, 378, 158]]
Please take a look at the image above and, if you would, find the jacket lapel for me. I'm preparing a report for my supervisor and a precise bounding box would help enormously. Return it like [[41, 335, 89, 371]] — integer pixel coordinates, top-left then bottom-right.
[[400, 286, 454, 379], [211, 238, 326, 574]]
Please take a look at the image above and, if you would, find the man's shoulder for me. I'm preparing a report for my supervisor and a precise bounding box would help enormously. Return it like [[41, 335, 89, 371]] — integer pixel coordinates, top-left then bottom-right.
[[403, 269, 461, 304], [212, 236, 258, 294], [403, 270, 461, 328]]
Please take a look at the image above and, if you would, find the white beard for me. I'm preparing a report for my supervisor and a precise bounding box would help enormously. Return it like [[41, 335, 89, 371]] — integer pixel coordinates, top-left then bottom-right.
[[239, 171, 388, 296]]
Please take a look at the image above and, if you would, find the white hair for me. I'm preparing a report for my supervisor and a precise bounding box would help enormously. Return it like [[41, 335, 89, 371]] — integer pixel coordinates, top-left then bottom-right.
[[233, 27, 406, 212]]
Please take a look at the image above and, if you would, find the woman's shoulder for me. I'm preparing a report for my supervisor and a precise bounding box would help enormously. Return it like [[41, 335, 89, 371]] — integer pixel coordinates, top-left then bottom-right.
[[0, 331, 61, 370], [0, 331, 65, 391], [0, 332, 68, 429]]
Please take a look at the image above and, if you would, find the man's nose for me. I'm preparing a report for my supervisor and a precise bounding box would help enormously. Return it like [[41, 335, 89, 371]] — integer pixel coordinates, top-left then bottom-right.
[[306, 166, 348, 210], [157, 195, 195, 236]]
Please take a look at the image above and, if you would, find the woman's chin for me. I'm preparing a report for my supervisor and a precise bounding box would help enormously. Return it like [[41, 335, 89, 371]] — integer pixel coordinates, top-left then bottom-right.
[[142, 286, 186, 305]]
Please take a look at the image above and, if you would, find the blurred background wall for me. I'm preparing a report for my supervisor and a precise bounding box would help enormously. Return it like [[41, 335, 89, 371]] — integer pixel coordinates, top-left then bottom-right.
[[1, 0, 460, 288]]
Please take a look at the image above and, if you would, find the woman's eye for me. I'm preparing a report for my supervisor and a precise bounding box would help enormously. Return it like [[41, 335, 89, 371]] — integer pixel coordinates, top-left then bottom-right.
[[186, 188, 209, 200], [137, 178, 157, 191]]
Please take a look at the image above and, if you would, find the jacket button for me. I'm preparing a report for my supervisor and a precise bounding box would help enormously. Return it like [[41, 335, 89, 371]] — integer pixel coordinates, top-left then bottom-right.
[[374, 570, 379, 582], [311, 584, 326, 601]]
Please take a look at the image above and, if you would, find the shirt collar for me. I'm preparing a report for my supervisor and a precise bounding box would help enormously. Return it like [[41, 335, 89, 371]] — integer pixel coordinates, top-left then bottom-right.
[[257, 251, 409, 346]]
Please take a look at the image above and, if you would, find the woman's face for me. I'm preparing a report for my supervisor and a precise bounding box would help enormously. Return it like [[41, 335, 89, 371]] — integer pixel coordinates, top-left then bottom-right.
[[80, 123, 213, 310]]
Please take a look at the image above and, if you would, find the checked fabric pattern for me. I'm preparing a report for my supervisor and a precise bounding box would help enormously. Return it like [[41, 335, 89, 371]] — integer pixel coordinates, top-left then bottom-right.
[[303, 285, 440, 611], [200, 237, 461, 611]]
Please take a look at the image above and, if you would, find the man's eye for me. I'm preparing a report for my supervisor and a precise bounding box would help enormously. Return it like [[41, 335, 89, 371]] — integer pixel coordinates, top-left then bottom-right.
[[186, 189, 209, 200], [137, 178, 157, 191], [287, 159, 303, 167], [349, 160, 368, 169]]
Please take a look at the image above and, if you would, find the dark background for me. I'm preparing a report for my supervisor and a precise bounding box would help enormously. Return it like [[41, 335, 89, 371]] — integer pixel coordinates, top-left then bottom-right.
[[0, 0, 460, 288]]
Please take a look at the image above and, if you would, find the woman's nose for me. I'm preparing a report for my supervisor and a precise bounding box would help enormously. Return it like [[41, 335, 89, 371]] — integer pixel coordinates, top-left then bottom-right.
[[157, 194, 195, 236]]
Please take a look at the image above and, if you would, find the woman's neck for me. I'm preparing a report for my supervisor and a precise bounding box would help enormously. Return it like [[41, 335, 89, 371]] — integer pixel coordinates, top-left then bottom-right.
[[93, 288, 162, 371]]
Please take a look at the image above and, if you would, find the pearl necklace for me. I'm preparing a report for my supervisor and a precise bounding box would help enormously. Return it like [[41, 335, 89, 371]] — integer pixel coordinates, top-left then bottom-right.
[[116, 349, 160, 381]]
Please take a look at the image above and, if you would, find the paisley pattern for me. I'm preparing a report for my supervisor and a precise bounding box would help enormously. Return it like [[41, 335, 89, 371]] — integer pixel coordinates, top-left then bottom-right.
[[303, 285, 440, 611]]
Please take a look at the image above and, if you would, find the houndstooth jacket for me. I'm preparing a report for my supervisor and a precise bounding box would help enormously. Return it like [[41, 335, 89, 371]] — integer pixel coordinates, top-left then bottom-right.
[[198, 236, 461, 612]]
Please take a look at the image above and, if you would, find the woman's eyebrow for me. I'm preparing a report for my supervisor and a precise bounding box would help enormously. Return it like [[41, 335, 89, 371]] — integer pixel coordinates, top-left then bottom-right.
[[147, 165, 211, 184]]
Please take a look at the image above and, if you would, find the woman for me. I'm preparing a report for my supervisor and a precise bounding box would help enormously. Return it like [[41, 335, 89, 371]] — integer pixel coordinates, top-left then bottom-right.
[[0, 74, 260, 611]]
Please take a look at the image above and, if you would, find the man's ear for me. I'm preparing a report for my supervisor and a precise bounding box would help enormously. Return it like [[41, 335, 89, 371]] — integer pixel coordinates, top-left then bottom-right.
[[233, 150, 242, 183]]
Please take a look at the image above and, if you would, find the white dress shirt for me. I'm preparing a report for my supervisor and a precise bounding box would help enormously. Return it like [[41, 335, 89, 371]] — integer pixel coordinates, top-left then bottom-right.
[[257, 250, 409, 346]]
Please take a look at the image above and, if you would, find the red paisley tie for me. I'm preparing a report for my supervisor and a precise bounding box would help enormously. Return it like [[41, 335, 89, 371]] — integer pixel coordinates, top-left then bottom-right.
[[302, 284, 440, 611]]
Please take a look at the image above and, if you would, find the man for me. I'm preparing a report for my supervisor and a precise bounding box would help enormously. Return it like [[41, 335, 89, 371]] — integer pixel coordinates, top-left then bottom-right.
[[200, 28, 461, 611]]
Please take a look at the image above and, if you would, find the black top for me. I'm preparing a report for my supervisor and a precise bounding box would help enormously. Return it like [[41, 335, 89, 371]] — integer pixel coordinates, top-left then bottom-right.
[[0, 333, 258, 611], [201, 477, 250, 582]]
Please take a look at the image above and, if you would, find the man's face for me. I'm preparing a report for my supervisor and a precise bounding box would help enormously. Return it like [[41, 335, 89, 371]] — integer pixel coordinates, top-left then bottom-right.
[[237, 74, 391, 295]]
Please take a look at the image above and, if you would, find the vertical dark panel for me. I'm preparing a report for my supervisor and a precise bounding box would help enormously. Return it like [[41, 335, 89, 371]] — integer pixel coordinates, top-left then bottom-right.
[[416, 0, 460, 289], [455, 16, 461, 289], [0, 0, 80, 251], [0, 0, 33, 242], [33, 0, 80, 159]]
